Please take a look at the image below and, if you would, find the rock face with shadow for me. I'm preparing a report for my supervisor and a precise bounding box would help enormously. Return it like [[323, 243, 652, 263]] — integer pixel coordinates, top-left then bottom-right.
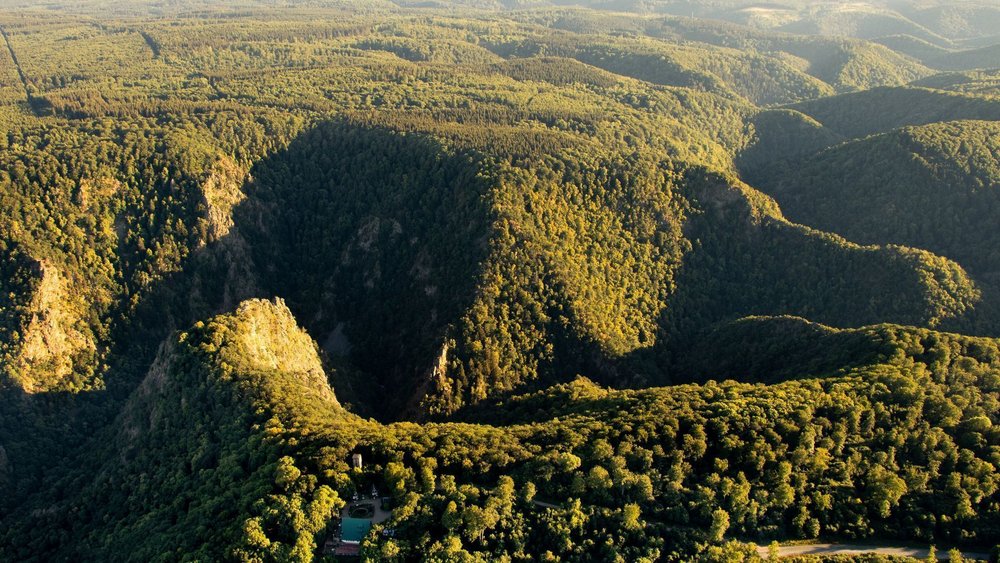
[[0, 298, 350, 562], [213, 121, 980, 417], [232, 121, 494, 418]]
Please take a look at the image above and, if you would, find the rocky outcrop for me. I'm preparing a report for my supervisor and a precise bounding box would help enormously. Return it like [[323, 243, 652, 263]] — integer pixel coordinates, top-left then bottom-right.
[[4, 259, 96, 393], [201, 156, 248, 244]]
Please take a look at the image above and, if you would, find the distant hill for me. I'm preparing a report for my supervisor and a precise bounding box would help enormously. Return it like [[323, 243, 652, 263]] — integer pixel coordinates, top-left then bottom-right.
[[913, 69, 1000, 97], [482, 33, 835, 105], [654, 0, 1000, 45], [785, 86, 1000, 138], [874, 33, 953, 61], [929, 44, 1000, 71], [531, 11, 935, 93]]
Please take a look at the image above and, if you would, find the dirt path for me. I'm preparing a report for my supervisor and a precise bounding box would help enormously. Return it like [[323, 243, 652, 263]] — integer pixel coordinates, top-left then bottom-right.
[[756, 542, 992, 560]]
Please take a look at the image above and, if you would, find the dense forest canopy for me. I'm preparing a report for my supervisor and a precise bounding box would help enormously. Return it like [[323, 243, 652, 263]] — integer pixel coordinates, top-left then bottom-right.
[[0, 0, 998, 561]]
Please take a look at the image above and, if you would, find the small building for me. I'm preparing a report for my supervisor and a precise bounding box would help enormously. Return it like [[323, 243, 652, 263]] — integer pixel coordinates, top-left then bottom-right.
[[351, 453, 363, 470], [334, 543, 360, 557]]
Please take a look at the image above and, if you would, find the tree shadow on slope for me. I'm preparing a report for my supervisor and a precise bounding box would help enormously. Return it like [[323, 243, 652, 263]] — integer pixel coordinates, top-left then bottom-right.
[[231, 120, 494, 420], [739, 119, 1000, 338], [0, 118, 494, 523], [453, 166, 983, 419], [623, 168, 981, 387]]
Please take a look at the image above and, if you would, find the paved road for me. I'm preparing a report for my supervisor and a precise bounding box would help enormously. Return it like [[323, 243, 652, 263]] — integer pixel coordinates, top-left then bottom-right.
[[756, 543, 992, 560]]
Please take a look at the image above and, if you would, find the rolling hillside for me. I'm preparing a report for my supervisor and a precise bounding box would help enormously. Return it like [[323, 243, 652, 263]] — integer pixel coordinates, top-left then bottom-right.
[[0, 2, 997, 561], [746, 119, 1000, 336], [4, 299, 998, 561]]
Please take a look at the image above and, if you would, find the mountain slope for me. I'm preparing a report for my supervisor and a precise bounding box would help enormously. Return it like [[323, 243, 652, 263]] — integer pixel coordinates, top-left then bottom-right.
[[913, 69, 1000, 97], [739, 86, 1000, 178], [648, 170, 978, 369], [532, 11, 934, 94], [228, 119, 983, 416], [785, 86, 1000, 139], [6, 300, 998, 561], [746, 120, 1000, 335], [0, 299, 349, 562], [752, 120, 1000, 275], [0, 5, 997, 561]]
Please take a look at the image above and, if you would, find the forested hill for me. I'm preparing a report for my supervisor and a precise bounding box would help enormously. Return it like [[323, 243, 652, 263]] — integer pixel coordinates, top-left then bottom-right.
[[0, 1, 997, 561], [5, 303, 1000, 561]]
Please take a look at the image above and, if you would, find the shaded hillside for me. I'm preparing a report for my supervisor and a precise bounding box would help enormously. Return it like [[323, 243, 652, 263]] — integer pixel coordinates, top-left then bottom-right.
[[0, 299, 350, 561], [925, 44, 1000, 72], [648, 170, 978, 371], [236, 121, 496, 418], [752, 120, 1000, 277], [747, 120, 1000, 336], [233, 119, 691, 416], [877, 35, 1000, 72], [737, 108, 844, 174], [874, 34, 953, 62], [227, 120, 984, 417], [740, 86, 1000, 176], [740, 86, 1000, 185], [913, 69, 1000, 97], [786, 86, 1000, 139], [667, 315, 888, 384]]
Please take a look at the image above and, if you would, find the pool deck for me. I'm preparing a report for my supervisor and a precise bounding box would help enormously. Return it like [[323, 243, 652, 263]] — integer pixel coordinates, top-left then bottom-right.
[[342, 498, 393, 524]]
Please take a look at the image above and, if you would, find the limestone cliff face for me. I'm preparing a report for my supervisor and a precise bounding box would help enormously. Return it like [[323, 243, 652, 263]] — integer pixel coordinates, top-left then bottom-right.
[[4, 259, 96, 393], [199, 156, 262, 312], [219, 298, 340, 406], [201, 156, 248, 244], [119, 297, 341, 453]]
